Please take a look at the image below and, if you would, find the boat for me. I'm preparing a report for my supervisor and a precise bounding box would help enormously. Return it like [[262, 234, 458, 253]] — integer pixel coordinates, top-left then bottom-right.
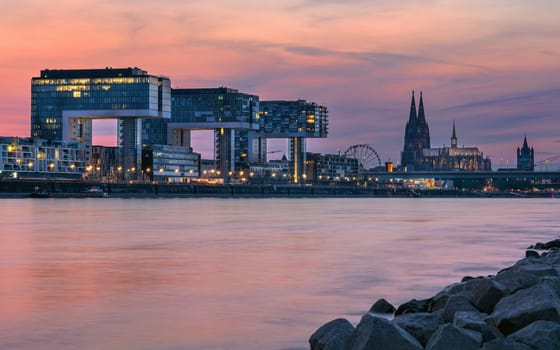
[[29, 191, 52, 198], [83, 186, 108, 197]]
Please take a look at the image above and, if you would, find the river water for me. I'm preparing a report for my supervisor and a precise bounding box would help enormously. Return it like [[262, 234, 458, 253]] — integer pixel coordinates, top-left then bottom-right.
[[1, 198, 558, 349]]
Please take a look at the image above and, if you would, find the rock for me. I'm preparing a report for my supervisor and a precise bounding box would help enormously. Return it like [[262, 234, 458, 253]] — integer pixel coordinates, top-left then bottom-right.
[[425, 324, 482, 350], [453, 311, 497, 341], [395, 298, 431, 315], [486, 283, 560, 335], [531, 242, 546, 250], [346, 314, 422, 350], [540, 276, 560, 295], [461, 276, 475, 282], [429, 282, 466, 312], [462, 277, 505, 313], [309, 318, 354, 350], [543, 238, 560, 249], [494, 270, 540, 295], [525, 250, 539, 258], [369, 298, 396, 314], [509, 320, 560, 350], [539, 248, 560, 266], [511, 258, 558, 277], [442, 295, 480, 323], [392, 312, 443, 347], [480, 338, 531, 350]]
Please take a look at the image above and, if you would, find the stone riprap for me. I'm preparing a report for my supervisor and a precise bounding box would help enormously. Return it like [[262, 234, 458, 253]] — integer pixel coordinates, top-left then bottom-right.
[[309, 239, 560, 350]]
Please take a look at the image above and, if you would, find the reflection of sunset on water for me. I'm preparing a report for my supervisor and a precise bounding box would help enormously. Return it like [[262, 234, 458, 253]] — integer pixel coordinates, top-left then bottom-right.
[[0, 198, 557, 349]]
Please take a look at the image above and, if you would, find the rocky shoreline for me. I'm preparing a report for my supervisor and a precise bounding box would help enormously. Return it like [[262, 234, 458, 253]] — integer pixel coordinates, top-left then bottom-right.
[[310, 239, 560, 350]]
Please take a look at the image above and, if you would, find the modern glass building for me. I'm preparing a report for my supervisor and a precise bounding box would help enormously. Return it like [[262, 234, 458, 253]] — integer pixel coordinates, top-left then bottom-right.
[[141, 144, 200, 183], [0, 136, 86, 180], [166, 87, 259, 175], [31, 67, 170, 174], [250, 100, 329, 183]]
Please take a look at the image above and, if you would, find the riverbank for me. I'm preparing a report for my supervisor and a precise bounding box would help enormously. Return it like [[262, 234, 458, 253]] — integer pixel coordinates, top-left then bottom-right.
[[310, 239, 560, 350], [0, 180, 555, 198]]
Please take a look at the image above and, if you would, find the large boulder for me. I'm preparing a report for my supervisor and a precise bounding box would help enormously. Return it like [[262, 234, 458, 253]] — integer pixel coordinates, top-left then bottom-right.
[[453, 311, 497, 341], [309, 318, 354, 350], [540, 248, 560, 265], [369, 298, 396, 314], [462, 277, 505, 313], [543, 238, 560, 249], [395, 298, 431, 315], [392, 312, 443, 347], [425, 323, 482, 350], [508, 320, 560, 350], [479, 338, 531, 350], [429, 282, 466, 312], [486, 283, 560, 334], [494, 270, 540, 295], [510, 257, 558, 277], [346, 314, 422, 350], [442, 295, 480, 323]]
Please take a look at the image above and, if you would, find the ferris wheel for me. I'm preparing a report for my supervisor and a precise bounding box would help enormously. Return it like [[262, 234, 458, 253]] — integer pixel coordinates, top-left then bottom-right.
[[343, 144, 382, 170]]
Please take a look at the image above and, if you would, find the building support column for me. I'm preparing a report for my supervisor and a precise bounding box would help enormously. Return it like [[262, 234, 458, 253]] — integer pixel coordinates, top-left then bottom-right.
[[169, 128, 191, 149], [290, 137, 306, 184], [118, 117, 142, 178], [216, 128, 235, 177]]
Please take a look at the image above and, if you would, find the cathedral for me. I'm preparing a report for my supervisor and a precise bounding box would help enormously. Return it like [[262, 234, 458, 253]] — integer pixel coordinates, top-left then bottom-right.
[[401, 91, 492, 171]]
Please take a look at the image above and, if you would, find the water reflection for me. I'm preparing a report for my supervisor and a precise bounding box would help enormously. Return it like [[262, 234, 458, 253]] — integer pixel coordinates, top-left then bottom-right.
[[0, 198, 558, 349]]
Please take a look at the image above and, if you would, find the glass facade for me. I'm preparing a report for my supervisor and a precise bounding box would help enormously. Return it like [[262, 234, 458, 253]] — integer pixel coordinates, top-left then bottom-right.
[[168, 88, 260, 174], [0, 137, 86, 180], [31, 68, 171, 141], [306, 152, 359, 182], [257, 100, 328, 138], [171, 88, 259, 125], [31, 67, 171, 175], [142, 144, 200, 183]]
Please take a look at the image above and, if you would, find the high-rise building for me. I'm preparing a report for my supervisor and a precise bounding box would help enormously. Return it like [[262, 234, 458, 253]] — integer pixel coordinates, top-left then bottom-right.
[[517, 135, 534, 171], [166, 87, 259, 175], [255, 100, 329, 183], [31, 67, 170, 174]]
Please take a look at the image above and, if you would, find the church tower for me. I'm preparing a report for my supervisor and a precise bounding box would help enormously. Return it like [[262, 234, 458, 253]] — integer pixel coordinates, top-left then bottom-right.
[[401, 91, 418, 169], [451, 121, 457, 149], [401, 91, 431, 170], [416, 91, 431, 150], [517, 135, 534, 171]]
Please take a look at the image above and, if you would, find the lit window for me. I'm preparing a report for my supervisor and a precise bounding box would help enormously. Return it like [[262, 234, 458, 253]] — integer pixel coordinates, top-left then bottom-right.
[[73, 91, 81, 98]]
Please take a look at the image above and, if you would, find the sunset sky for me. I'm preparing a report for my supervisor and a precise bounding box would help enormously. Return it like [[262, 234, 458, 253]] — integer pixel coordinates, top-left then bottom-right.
[[1, 0, 559, 167]]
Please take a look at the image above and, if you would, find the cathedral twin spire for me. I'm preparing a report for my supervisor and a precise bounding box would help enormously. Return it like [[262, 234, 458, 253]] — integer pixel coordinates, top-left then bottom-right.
[[402, 90, 431, 168]]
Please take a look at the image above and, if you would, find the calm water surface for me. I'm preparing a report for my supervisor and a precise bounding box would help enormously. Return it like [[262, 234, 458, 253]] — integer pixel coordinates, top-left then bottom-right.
[[1, 198, 558, 350]]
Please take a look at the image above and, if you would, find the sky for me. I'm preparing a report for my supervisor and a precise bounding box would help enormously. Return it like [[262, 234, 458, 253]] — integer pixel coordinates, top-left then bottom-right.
[[1, 0, 559, 168]]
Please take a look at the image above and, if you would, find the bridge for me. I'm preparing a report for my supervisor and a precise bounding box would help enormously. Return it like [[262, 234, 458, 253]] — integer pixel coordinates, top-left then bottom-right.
[[368, 170, 560, 182]]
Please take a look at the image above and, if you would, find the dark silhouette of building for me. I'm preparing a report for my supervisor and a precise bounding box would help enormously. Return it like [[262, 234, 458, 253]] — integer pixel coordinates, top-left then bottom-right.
[[401, 91, 430, 170], [423, 121, 491, 171], [401, 92, 491, 171], [517, 135, 534, 171]]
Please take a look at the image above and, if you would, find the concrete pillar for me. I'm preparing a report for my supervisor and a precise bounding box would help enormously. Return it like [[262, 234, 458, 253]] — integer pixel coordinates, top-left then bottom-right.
[[248, 132, 267, 163], [216, 128, 235, 176], [118, 118, 142, 178], [290, 137, 306, 183], [169, 128, 191, 148]]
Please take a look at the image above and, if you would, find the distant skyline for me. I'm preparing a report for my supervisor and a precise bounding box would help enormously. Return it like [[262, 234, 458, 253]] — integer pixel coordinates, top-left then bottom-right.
[[1, 0, 559, 167]]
